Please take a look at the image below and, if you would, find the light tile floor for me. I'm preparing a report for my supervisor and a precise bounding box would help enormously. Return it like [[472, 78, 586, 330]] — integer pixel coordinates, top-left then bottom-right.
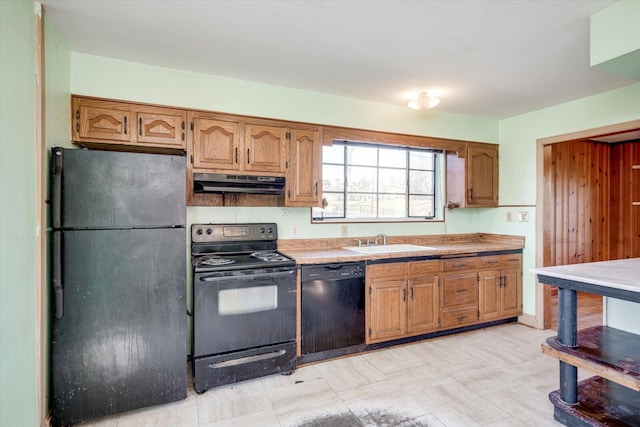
[[81, 324, 566, 426]]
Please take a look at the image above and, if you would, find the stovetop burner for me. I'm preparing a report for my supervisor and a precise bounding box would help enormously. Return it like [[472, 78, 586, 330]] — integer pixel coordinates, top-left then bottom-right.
[[200, 256, 235, 266], [251, 251, 291, 262]]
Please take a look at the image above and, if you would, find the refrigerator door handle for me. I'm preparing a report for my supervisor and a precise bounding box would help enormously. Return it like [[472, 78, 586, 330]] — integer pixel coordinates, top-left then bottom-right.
[[52, 232, 64, 318], [51, 148, 63, 229]]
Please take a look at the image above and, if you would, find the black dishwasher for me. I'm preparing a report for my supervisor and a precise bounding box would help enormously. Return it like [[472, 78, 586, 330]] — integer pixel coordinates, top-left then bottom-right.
[[301, 262, 365, 360]]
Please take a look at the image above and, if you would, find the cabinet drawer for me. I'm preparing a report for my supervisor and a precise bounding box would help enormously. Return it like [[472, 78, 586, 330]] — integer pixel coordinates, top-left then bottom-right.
[[441, 306, 478, 328], [441, 257, 478, 272], [478, 254, 522, 269], [441, 272, 478, 308], [368, 263, 407, 279], [408, 260, 439, 277]]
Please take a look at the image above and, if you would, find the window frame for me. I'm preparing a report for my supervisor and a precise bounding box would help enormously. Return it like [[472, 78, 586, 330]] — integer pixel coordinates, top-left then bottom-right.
[[312, 140, 443, 222]]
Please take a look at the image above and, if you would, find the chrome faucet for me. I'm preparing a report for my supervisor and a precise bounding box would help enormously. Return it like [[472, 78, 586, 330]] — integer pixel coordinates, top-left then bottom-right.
[[374, 234, 387, 246], [353, 238, 363, 247]]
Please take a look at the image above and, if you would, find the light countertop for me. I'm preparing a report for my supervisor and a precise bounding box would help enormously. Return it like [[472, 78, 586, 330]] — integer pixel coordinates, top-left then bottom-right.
[[281, 242, 522, 265], [532, 258, 640, 295]]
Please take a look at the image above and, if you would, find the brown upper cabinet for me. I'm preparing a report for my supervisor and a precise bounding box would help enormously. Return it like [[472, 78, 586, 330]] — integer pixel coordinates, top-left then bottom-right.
[[190, 112, 288, 174], [188, 110, 322, 207], [447, 143, 499, 208], [286, 128, 322, 207], [71, 96, 499, 209], [72, 96, 186, 153]]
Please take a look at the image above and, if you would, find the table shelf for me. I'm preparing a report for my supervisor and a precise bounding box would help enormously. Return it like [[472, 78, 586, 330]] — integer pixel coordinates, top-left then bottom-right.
[[541, 325, 640, 392], [549, 376, 640, 427]]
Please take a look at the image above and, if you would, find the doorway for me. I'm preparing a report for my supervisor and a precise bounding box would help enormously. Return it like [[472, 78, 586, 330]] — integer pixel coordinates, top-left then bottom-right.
[[537, 121, 640, 329]]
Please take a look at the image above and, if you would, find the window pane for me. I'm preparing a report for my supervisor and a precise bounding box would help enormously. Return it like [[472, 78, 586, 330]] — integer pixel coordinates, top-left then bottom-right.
[[323, 145, 344, 164], [347, 166, 377, 192], [323, 193, 344, 218], [410, 151, 434, 170], [346, 194, 376, 218], [379, 168, 406, 193], [347, 146, 377, 166], [409, 170, 434, 194], [323, 165, 344, 191], [379, 148, 406, 168], [378, 194, 406, 218], [409, 195, 435, 218]]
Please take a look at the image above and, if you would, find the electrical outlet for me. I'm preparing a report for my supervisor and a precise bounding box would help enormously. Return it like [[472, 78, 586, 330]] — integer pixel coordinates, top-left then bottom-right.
[[518, 211, 529, 222], [291, 225, 299, 238], [341, 225, 348, 236], [506, 211, 513, 222]]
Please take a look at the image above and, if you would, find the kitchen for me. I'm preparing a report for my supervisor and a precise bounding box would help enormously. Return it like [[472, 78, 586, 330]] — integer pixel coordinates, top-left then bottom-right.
[[2, 1, 640, 427]]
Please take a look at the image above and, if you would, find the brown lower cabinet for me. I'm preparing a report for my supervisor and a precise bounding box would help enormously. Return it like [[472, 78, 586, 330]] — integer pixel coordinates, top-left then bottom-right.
[[478, 254, 523, 321], [366, 260, 439, 344], [366, 252, 522, 345]]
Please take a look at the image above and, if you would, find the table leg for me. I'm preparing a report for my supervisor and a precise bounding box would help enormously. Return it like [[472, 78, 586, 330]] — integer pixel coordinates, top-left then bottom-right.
[[557, 287, 578, 404]]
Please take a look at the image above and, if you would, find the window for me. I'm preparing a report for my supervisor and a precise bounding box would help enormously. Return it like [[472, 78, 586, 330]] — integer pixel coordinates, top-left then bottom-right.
[[313, 141, 444, 221]]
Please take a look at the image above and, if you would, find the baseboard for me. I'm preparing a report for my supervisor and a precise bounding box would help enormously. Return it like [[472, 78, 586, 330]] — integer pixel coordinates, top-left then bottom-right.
[[518, 313, 538, 328]]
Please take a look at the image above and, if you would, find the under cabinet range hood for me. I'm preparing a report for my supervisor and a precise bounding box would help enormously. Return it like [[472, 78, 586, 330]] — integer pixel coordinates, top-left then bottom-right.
[[193, 173, 286, 195]]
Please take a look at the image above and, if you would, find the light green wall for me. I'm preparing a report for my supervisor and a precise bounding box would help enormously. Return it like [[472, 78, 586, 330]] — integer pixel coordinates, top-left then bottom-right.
[[0, 2, 39, 426], [489, 82, 640, 321], [590, 0, 640, 79], [43, 10, 72, 418], [46, 17, 72, 150]]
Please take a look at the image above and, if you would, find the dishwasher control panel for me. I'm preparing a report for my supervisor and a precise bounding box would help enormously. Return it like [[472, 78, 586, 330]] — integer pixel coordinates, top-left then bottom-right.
[[301, 262, 365, 282]]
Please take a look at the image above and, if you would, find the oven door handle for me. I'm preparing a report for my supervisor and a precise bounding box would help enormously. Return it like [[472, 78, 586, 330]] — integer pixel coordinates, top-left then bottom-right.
[[197, 268, 296, 283]]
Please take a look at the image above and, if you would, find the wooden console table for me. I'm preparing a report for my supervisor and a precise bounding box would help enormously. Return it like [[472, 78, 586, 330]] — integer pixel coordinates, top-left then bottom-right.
[[533, 258, 640, 427]]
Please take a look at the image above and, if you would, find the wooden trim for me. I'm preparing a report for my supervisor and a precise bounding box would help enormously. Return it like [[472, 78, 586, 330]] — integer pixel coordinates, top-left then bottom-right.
[[322, 125, 478, 153], [537, 119, 640, 145], [35, 4, 46, 425], [536, 121, 640, 331], [517, 313, 536, 328]]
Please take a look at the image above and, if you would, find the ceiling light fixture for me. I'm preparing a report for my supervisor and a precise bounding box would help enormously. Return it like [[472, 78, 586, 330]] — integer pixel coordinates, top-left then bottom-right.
[[408, 92, 440, 110]]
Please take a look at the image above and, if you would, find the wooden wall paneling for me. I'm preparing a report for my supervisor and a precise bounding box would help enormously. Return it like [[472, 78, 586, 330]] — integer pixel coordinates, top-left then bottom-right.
[[580, 141, 590, 262], [547, 141, 612, 267], [609, 143, 621, 260], [591, 144, 611, 261], [543, 144, 554, 267], [610, 143, 633, 258], [633, 143, 640, 257], [555, 141, 563, 265]]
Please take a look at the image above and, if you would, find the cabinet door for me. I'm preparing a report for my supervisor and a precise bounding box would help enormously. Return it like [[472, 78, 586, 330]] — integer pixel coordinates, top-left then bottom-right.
[[286, 128, 322, 207], [407, 276, 439, 334], [479, 269, 500, 321], [244, 124, 287, 173], [368, 279, 406, 343], [77, 104, 132, 143], [500, 268, 522, 317], [467, 145, 498, 206], [136, 112, 186, 148], [192, 118, 241, 171]]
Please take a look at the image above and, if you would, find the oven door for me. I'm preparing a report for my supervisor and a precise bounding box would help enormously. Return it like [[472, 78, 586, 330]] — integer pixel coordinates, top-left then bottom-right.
[[193, 266, 296, 357]]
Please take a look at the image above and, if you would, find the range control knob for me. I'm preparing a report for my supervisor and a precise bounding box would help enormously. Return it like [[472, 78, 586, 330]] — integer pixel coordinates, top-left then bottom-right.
[[196, 229, 203, 235], [205, 228, 212, 235], [267, 227, 273, 234], [260, 227, 266, 234]]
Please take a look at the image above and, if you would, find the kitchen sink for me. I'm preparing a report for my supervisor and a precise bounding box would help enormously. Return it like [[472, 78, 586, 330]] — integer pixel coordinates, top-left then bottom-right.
[[342, 244, 437, 254]]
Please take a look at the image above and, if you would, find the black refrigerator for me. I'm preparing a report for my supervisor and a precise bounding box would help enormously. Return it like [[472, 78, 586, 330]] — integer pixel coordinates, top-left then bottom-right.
[[50, 148, 187, 426]]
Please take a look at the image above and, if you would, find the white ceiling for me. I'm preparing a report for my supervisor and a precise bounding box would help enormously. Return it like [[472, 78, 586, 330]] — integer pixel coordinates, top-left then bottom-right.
[[40, 0, 636, 119]]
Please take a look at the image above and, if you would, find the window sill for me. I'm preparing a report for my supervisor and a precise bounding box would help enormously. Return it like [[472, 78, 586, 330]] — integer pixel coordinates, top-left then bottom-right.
[[311, 217, 443, 224]]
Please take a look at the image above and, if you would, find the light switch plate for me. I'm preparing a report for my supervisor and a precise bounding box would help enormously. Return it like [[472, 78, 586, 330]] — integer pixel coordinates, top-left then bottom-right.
[[518, 211, 529, 222]]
